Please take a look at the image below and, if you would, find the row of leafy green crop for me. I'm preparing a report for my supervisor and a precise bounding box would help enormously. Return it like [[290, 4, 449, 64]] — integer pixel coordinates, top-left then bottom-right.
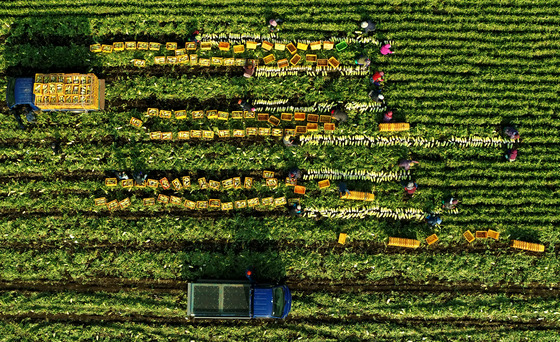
[[3, 177, 558, 211], [1, 205, 559, 249], [0, 215, 422, 245], [2, 1, 560, 21], [0, 141, 412, 174], [0, 42, 376, 70], [3, 290, 560, 324], [0, 107, 524, 143], [2, 140, 553, 178], [2, 319, 556, 342], [0, 247, 559, 286]]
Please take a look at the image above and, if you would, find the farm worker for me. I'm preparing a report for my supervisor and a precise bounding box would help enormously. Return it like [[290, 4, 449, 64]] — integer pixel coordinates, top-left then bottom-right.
[[368, 90, 384, 104], [504, 126, 520, 140], [380, 44, 394, 55], [289, 203, 303, 217], [404, 181, 417, 195], [425, 214, 442, 226], [187, 30, 202, 43], [331, 109, 348, 122], [245, 269, 254, 282], [442, 198, 458, 210], [398, 159, 419, 170], [355, 55, 371, 67], [371, 71, 384, 86], [26, 110, 36, 123], [283, 135, 295, 147], [338, 182, 351, 197], [268, 18, 283, 32], [114, 171, 129, 180], [505, 149, 518, 162], [133, 171, 148, 186], [360, 20, 376, 35], [12, 110, 25, 130], [51, 141, 61, 155], [243, 61, 256, 78], [382, 111, 393, 123], [288, 168, 302, 182], [238, 99, 256, 112]]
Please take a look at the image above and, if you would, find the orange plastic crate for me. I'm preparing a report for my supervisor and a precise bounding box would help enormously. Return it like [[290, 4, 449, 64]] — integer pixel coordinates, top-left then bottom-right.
[[426, 234, 439, 245], [277, 59, 289, 68], [487, 229, 500, 240], [475, 231, 488, 239], [294, 186, 306, 195], [218, 42, 230, 51]]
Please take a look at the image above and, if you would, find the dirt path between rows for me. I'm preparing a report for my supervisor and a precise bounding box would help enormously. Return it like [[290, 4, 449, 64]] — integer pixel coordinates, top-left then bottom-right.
[[0, 311, 557, 330]]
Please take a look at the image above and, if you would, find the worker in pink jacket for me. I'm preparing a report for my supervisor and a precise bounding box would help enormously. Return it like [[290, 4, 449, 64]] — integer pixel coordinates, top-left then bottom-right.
[[380, 44, 394, 55]]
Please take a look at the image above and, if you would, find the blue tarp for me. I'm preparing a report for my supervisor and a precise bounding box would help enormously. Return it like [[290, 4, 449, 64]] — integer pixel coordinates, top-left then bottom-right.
[[7, 78, 39, 110]]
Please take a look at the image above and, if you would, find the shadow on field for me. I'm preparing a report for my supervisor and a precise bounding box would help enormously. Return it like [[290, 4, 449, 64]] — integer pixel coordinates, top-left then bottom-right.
[[3, 16, 98, 76], [179, 241, 287, 283], [506, 226, 540, 243]]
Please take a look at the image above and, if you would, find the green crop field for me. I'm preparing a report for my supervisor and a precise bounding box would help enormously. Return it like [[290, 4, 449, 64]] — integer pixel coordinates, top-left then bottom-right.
[[1, 0, 560, 341]]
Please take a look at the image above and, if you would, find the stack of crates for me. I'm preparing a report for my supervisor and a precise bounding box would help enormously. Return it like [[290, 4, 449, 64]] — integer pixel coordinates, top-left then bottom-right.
[[511, 240, 545, 252], [388, 237, 421, 249], [378, 123, 410, 132], [33, 73, 99, 110], [340, 191, 375, 201]]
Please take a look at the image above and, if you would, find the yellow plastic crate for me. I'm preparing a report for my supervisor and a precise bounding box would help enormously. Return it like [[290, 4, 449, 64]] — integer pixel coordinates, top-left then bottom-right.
[[338, 233, 347, 245], [378, 123, 410, 132], [262, 41, 274, 51], [246, 41, 258, 49], [323, 41, 334, 50], [511, 240, 545, 252], [463, 230, 475, 243], [328, 56, 340, 68], [290, 54, 301, 66], [310, 41, 322, 50], [113, 42, 125, 51], [275, 43, 286, 51], [263, 54, 276, 64], [318, 179, 330, 189], [297, 42, 308, 51], [388, 237, 421, 249]]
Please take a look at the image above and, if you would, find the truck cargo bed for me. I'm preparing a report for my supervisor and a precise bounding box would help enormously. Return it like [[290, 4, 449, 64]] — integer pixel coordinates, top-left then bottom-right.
[[187, 283, 251, 318]]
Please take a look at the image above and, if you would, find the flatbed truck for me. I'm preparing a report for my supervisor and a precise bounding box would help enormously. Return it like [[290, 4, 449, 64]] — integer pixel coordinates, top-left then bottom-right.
[[6, 73, 105, 112], [187, 281, 292, 319]]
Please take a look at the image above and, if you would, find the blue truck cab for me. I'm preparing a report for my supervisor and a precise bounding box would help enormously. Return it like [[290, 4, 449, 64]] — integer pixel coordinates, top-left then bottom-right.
[[186, 282, 292, 319], [6, 77, 39, 111]]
